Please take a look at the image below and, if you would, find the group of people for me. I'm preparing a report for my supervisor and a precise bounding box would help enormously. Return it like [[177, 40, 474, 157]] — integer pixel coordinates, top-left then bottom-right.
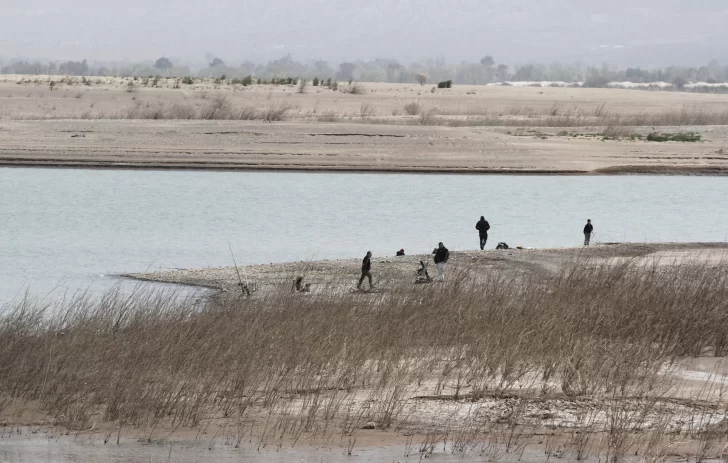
[[356, 217, 595, 290], [476, 216, 595, 248], [357, 242, 450, 290]]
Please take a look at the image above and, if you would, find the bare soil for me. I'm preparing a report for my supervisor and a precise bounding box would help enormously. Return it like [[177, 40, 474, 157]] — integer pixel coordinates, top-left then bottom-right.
[[2, 77, 728, 174]]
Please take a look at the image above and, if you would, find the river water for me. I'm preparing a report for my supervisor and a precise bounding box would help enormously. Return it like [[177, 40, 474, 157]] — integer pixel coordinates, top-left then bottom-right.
[[1, 167, 727, 306], [0, 432, 566, 463]]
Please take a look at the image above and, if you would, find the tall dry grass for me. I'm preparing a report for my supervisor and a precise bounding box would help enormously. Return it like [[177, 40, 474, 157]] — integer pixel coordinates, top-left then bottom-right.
[[428, 104, 728, 128], [1, 258, 728, 458], [55, 95, 298, 121]]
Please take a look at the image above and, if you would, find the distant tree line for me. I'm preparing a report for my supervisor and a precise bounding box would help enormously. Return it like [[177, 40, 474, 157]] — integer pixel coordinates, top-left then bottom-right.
[[3, 54, 728, 87]]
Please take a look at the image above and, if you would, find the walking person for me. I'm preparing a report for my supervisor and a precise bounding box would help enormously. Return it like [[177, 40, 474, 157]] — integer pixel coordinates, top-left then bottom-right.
[[583, 219, 594, 246], [357, 251, 374, 290], [475, 216, 490, 250], [432, 242, 450, 281]]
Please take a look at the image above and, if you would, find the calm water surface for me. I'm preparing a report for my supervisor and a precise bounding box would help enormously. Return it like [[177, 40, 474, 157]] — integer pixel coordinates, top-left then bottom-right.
[[0, 432, 583, 463], [2, 168, 727, 306]]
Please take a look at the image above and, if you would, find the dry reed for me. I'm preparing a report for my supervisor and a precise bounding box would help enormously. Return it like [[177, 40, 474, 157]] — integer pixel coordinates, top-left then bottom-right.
[[1, 258, 727, 458]]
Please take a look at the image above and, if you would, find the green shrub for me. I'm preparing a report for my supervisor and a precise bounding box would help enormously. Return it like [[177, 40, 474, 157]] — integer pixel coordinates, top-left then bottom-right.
[[647, 132, 701, 142], [343, 83, 365, 94], [231, 76, 254, 86], [182, 76, 194, 85]]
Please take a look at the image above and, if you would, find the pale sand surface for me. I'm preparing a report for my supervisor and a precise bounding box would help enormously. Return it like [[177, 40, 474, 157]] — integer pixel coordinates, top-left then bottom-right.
[[1, 77, 728, 173], [126, 242, 728, 295]]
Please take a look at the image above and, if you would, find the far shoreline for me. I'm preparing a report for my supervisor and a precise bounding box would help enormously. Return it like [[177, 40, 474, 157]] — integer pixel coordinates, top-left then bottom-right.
[[3, 160, 728, 176]]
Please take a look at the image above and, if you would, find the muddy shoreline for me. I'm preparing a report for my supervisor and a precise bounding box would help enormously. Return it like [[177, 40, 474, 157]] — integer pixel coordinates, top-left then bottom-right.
[[3, 159, 728, 175]]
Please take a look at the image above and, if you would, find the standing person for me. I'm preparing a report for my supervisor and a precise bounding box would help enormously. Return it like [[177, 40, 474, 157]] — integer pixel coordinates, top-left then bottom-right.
[[475, 216, 490, 250], [357, 251, 374, 290], [432, 242, 450, 281], [583, 219, 594, 246]]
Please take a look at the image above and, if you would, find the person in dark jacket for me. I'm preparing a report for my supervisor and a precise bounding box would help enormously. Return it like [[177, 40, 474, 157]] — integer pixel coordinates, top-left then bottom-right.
[[357, 251, 374, 289], [432, 242, 450, 281], [583, 219, 594, 246], [475, 216, 490, 250], [396, 249, 405, 256]]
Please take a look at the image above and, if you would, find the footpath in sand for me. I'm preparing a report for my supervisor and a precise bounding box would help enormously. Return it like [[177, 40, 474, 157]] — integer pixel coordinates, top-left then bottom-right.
[[126, 242, 728, 296]]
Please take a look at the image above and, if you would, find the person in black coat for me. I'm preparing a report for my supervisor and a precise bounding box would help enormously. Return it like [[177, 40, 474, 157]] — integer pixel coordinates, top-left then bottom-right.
[[432, 242, 450, 281], [583, 219, 594, 246], [357, 251, 374, 289], [475, 216, 490, 250]]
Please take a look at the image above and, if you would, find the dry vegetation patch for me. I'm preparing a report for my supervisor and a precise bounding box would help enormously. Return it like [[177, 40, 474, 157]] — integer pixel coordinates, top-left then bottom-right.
[[2, 258, 728, 458], [2, 78, 727, 155]]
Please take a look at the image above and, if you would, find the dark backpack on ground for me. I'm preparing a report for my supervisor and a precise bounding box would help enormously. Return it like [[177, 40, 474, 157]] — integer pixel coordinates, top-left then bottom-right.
[[496, 242, 509, 250]]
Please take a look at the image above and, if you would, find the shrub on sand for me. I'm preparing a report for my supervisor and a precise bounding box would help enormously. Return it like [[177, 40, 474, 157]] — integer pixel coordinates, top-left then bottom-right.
[[342, 82, 365, 94], [403, 101, 422, 116], [199, 95, 234, 120]]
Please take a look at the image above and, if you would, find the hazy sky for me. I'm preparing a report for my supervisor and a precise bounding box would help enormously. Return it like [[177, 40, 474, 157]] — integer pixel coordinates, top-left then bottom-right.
[[1, 0, 727, 67]]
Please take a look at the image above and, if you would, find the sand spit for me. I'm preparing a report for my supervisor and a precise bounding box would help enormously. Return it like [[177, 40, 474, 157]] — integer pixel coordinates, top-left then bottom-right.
[[125, 243, 728, 296]]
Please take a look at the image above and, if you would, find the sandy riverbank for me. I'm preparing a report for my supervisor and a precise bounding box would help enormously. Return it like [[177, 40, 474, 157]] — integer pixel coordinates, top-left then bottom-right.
[[2, 78, 728, 174], [2, 242, 728, 461], [125, 242, 728, 296], [1, 241, 724, 461]]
